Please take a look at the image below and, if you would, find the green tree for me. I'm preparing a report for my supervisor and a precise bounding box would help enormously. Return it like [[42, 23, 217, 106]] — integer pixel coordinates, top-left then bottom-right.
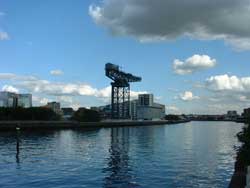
[[0, 107, 61, 121], [72, 108, 101, 122]]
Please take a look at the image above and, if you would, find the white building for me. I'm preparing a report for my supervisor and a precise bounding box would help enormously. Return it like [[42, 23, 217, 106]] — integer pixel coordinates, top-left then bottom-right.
[[0, 91, 32, 108], [137, 94, 165, 120]]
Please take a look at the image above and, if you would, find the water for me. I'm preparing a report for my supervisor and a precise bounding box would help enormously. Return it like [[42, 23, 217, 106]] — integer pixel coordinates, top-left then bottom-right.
[[0, 121, 243, 188]]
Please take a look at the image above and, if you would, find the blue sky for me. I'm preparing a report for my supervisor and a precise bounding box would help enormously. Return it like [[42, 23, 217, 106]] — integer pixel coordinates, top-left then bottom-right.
[[1, 0, 250, 114]]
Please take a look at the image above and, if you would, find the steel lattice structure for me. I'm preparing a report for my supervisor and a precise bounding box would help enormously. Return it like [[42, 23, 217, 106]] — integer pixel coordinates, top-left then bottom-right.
[[105, 63, 141, 119]]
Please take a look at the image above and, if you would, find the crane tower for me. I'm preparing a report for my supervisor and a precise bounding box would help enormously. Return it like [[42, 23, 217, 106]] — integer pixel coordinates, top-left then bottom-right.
[[105, 63, 141, 119]]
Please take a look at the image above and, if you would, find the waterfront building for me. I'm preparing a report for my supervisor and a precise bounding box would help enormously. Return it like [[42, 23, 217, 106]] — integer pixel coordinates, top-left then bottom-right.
[[92, 94, 165, 120], [61, 108, 75, 120], [129, 100, 138, 120], [18, 94, 32, 108], [227, 111, 237, 116], [0, 91, 32, 108], [225, 110, 238, 120], [46, 102, 63, 115], [137, 94, 165, 120], [242, 108, 250, 119], [138, 94, 153, 106]]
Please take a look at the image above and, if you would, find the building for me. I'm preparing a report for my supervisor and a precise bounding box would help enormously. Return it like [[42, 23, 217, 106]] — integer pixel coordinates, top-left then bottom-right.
[[61, 108, 75, 120], [46, 102, 63, 115], [242, 108, 250, 119], [18, 94, 32, 108], [137, 94, 165, 120], [225, 110, 238, 120], [138, 94, 153, 106], [92, 94, 165, 120], [129, 100, 138, 120], [0, 91, 32, 108]]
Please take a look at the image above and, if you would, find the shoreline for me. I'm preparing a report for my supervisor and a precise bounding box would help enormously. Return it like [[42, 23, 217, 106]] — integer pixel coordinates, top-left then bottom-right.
[[229, 123, 249, 188], [0, 119, 190, 131]]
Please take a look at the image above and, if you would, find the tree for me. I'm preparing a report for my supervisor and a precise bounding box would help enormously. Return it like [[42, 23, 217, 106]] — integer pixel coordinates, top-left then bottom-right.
[[72, 108, 101, 122], [0, 107, 61, 121], [164, 114, 181, 120]]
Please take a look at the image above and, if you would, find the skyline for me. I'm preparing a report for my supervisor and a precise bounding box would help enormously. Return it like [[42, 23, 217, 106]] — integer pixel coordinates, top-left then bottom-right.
[[1, 0, 250, 114]]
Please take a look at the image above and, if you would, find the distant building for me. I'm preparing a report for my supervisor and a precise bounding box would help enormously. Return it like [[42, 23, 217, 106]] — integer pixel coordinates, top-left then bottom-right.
[[46, 102, 63, 115], [91, 94, 165, 120], [0, 91, 32, 108], [242, 108, 250, 119], [225, 110, 238, 120], [138, 94, 153, 106], [18, 94, 32, 108], [129, 100, 138, 120], [137, 94, 165, 120], [227, 111, 237, 116], [61, 108, 75, 120]]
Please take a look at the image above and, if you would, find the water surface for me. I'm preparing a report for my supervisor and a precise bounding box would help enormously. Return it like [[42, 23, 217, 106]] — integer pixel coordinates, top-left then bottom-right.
[[0, 121, 243, 188]]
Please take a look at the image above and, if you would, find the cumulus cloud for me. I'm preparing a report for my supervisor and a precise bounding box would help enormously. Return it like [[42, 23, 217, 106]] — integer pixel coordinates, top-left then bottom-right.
[[165, 105, 181, 114], [173, 54, 216, 75], [89, 0, 250, 50], [50, 70, 64, 76], [2, 85, 19, 93], [0, 73, 147, 107], [0, 31, 9, 40], [200, 74, 250, 113], [206, 74, 250, 92], [179, 91, 199, 101]]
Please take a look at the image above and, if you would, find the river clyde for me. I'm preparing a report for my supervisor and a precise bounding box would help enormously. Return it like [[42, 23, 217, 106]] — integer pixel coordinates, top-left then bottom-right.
[[0, 121, 243, 188]]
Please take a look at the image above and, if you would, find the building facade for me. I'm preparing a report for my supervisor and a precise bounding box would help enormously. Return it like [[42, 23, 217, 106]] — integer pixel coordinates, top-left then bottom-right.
[[137, 94, 165, 120], [92, 94, 165, 120], [46, 102, 63, 115], [0, 91, 32, 108]]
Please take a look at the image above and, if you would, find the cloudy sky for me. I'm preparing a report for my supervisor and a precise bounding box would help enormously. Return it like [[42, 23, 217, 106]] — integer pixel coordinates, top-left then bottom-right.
[[1, 0, 250, 114]]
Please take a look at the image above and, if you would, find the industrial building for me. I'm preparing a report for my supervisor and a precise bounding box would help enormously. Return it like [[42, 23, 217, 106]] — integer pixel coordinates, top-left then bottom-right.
[[136, 94, 165, 120], [92, 94, 165, 120], [0, 91, 32, 108]]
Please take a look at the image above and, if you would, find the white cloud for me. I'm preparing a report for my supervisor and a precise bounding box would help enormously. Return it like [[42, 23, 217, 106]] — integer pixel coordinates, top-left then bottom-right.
[[50, 70, 64, 76], [2, 85, 19, 93], [165, 105, 181, 114], [89, 0, 250, 50], [0, 31, 9, 40], [179, 91, 199, 101], [32, 96, 50, 105], [206, 74, 250, 92], [173, 54, 216, 75], [0, 73, 147, 107]]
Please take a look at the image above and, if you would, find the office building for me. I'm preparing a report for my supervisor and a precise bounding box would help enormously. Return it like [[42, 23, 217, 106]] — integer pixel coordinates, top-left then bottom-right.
[[46, 102, 63, 115], [137, 94, 165, 120], [0, 91, 32, 108]]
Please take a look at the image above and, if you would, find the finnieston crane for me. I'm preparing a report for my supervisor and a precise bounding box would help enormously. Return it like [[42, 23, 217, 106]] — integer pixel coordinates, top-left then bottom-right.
[[105, 63, 141, 119]]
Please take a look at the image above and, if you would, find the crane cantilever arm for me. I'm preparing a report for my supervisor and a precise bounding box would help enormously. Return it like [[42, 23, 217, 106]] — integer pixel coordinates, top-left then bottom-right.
[[105, 63, 141, 84]]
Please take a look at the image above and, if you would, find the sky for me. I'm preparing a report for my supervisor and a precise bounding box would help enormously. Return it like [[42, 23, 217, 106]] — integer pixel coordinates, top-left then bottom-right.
[[0, 0, 250, 114]]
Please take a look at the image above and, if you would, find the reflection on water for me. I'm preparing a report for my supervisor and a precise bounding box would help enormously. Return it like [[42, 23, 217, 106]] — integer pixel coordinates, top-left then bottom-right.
[[0, 122, 244, 188], [104, 128, 138, 188], [15, 130, 20, 164]]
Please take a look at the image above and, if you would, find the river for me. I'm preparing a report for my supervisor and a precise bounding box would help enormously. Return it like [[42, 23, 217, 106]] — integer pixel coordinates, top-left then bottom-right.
[[0, 121, 243, 188]]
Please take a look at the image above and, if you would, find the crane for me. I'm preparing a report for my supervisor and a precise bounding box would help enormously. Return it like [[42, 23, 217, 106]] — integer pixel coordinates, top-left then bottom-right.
[[105, 63, 141, 119]]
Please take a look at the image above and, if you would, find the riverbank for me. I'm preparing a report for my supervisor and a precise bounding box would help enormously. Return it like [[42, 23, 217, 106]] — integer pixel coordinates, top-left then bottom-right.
[[229, 123, 249, 188], [0, 119, 189, 131]]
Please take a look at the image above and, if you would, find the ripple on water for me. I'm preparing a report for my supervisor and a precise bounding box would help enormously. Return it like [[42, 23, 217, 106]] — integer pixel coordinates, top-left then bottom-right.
[[0, 122, 244, 188]]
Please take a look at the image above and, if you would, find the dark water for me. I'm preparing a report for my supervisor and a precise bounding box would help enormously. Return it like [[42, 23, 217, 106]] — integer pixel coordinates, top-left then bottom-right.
[[0, 121, 243, 188]]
